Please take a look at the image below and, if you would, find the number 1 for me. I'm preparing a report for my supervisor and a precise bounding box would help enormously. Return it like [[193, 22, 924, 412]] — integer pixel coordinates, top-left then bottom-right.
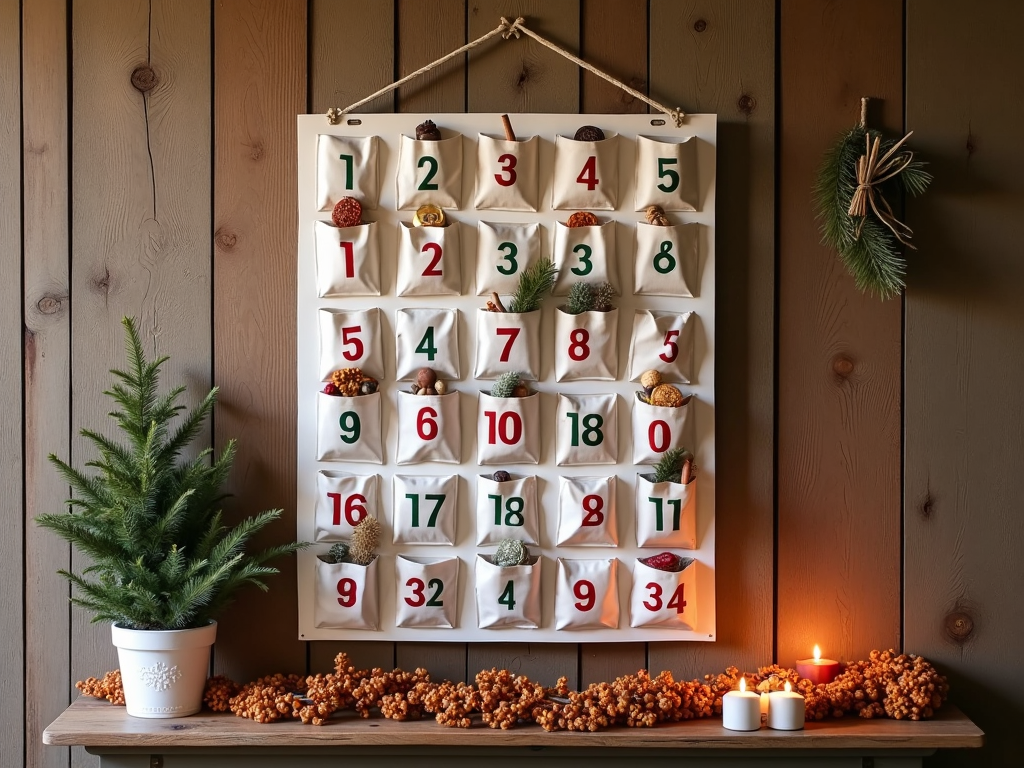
[[338, 153, 353, 189]]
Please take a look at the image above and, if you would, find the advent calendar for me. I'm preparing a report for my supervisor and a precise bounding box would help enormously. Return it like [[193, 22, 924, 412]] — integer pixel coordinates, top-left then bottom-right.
[[296, 113, 716, 642]]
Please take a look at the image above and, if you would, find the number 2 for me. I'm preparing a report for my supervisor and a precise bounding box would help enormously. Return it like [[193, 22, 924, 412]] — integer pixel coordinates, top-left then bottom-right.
[[417, 155, 439, 190], [420, 242, 443, 277]]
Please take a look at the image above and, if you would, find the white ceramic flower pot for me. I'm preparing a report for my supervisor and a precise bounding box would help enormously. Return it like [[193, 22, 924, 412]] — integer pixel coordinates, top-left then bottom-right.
[[112, 621, 216, 718]]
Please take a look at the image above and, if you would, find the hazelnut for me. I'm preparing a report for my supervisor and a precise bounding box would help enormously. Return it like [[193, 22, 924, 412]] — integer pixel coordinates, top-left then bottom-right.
[[434, 380, 447, 395], [416, 368, 437, 389], [512, 383, 530, 398]]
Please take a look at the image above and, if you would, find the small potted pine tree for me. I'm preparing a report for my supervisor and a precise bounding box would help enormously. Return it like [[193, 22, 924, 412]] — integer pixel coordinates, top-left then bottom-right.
[[36, 317, 305, 718]]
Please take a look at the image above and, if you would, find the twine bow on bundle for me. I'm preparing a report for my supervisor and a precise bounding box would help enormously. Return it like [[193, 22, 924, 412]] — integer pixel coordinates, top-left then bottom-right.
[[847, 131, 917, 248]]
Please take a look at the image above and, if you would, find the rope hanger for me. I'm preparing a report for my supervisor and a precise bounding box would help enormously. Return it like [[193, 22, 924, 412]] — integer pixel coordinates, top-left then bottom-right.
[[326, 16, 686, 127]]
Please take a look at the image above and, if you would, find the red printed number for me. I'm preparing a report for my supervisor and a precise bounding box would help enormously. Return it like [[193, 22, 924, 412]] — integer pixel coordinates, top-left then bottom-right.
[[416, 407, 438, 441], [642, 582, 687, 614], [328, 492, 367, 527], [576, 156, 599, 191], [568, 328, 590, 361], [339, 241, 354, 278], [336, 577, 358, 608], [341, 325, 364, 361], [581, 494, 604, 526], [659, 329, 680, 363], [648, 420, 671, 453], [494, 153, 517, 187], [495, 327, 520, 362], [421, 242, 443, 277], [484, 410, 523, 445], [573, 579, 596, 611]]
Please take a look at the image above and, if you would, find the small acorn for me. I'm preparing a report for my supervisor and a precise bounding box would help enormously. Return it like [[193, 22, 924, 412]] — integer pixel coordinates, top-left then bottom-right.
[[492, 470, 512, 483], [417, 367, 438, 390]]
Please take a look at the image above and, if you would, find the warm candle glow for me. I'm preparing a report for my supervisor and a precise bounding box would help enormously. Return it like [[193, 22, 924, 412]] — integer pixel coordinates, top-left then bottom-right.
[[813, 645, 821, 661], [784, 681, 792, 693], [739, 677, 747, 692]]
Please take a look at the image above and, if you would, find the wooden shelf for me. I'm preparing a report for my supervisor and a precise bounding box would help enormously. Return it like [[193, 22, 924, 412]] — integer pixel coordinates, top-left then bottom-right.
[[44, 696, 983, 750]]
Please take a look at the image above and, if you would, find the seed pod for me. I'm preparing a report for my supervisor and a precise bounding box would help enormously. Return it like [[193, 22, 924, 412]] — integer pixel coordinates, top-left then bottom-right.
[[415, 119, 442, 141], [574, 125, 605, 142], [567, 211, 599, 228], [492, 470, 512, 483], [331, 196, 363, 228]]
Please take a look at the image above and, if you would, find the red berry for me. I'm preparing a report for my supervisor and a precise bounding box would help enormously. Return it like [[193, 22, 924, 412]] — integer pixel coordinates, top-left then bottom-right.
[[640, 552, 681, 572], [322, 382, 339, 396], [331, 196, 362, 228]]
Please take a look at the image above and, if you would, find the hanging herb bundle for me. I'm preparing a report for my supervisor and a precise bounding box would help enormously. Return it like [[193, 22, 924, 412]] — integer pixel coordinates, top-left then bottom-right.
[[813, 99, 932, 299]]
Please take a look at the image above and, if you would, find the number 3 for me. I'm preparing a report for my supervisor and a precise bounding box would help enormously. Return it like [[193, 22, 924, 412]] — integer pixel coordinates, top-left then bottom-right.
[[494, 153, 517, 187]]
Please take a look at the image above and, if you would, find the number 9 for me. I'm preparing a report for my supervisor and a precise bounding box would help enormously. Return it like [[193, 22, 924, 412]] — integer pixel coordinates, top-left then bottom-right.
[[336, 577, 358, 607], [573, 579, 596, 611], [339, 411, 361, 444]]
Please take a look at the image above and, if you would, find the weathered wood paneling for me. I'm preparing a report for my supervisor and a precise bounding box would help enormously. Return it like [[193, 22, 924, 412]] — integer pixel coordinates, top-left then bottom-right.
[[905, 3, 1024, 766], [581, 0, 647, 114], [213, 0, 305, 682], [0, 1, 22, 765], [398, 0, 466, 113], [23, 1, 73, 765], [648, 0, 776, 679], [468, 644, 578, 689], [776, 0, 903, 668]]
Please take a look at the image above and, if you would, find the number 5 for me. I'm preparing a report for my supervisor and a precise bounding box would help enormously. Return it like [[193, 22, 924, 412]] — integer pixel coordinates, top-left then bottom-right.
[[341, 325, 364, 361], [659, 329, 680, 363], [657, 157, 679, 193]]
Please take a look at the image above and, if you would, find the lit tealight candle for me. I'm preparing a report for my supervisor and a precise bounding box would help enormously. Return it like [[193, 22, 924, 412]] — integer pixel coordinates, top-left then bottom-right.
[[766, 681, 805, 730], [796, 645, 840, 685], [722, 677, 761, 731]]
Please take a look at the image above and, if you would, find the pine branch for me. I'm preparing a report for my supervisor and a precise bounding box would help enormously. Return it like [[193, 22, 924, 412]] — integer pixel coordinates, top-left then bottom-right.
[[508, 257, 557, 313]]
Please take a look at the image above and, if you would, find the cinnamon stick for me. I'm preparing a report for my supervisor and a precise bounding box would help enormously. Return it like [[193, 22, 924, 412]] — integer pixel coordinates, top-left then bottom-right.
[[500, 114, 517, 142]]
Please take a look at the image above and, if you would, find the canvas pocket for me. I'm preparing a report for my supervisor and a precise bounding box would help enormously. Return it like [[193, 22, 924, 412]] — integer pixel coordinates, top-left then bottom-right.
[[629, 557, 696, 630], [394, 555, 460, 628], [631, 396, 691, 465], [551, 220, 617, 295], [318, 307, 384, 381], [474, 473, 540, 546], [554, 558, 619, 630], [396, 132, 463, 210], [395, 391, 461, 465], [314, 471, 379, 541], [625, 309, 695, 384], [314, 221, 381, 297], [551, 133, 619, 210], [555, 475, 618, 546], [476, 391, 541, 465], [473, 309, 541, 381], [394, 308, 460, 381], [473, 133, 540, 211], [555, 393, 618, 466], [316, 134, 380, 211], [635, 474, 697, 549], [396, 222, 462, 296], [633, 135, 698, 211], [392, 473, 458, 545], [474, 221, 542, 296], [633, 222, 698, 298], [314, 556, 380, 630], [474, 555, 542, 629], [553, 307, 618, 382], [315, 391, 383, 464]]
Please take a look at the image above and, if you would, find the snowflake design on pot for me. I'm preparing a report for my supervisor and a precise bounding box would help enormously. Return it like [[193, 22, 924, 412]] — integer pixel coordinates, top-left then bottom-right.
[[138, 661, 182, 691]]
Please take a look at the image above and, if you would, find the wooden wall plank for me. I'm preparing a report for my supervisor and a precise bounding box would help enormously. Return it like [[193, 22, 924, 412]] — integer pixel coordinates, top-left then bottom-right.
[[775, 0, 903, 669], [0, 0, 22, 764], [397, 0, 465, 113], [467, 0, 580, 113], [310, 0, 394, 114], [309, 642, 395, 676], [580, 644, 646, 686], [647, 0, 775, 679], [22, 0, 72, 765], [396, 643, 466, 683], [213, 0, 305, 682], [468, 644, 578, 689], [905, 3, 1024, 765], [580, 0, 647, 114]]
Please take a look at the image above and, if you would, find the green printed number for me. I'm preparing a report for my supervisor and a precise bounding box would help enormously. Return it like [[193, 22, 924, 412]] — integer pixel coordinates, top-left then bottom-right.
[[657, 157, 679, 193], [416, 327, 437, 361], [405, 493, 445, 527], [654, 241, 676, 274], [567, 412, 604, 447], [649, 497, 682, 531], [496, 242, 519, 276], [571, 243, 593, 276], [498, 580, 516, 611], [338, 411, 361, 444], [417, 155, 439, 190], [338, 153, 353, 189], [405, 577, 444, 608], [489, 494, 526, 526]]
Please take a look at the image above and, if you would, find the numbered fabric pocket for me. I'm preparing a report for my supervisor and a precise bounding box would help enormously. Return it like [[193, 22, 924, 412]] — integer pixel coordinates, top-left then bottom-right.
[[635, 474, 697, 549], [473, 134, 540, 211], [392, 474, 458, 545], [629, 557, 696, 630], [314, 471, 379, 541], [476, 391, 541, 465], [473, 309, 541, 380], [634, 135, 698, 212], [631, 396, 691, 465], [316, 134, 380, 211], [395, 391, 461, 464], [396, 222, 462, 296], [314, 556, 380, 630], [395, 555, 460, 628], [395, 308, 460, 381], [475, 221, 541, 296], [555, 558, 619, 630], [314, 221, 381, 297], [633, 222, 698, 298], [556, 393, 618, 466], [316, 392, 383, 464], [555, 475, 618, 546], [474, 474, 540, 546], [318, 308, 384, 381], [396, 133, 463, 210], [554, 308, 618, 382], [551, 133, 619, 210], [551, 220, 617, 295], [474, 555, 542, 629], [626, 310, 695, 384]]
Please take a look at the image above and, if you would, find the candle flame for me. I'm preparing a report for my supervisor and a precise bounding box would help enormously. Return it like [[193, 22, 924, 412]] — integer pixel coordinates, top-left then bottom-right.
[[739, 677, 747, 692], [813, 645, 821, 661], [784, 681, 792, 693]]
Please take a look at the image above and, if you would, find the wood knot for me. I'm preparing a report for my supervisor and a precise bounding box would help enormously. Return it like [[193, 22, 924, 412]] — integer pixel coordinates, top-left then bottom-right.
[[945, 611, 974, 642], [515, 66, 530, 89], [215, 229, 238, 250], [921, 493, 935, 519], [832, 355, 855, 378], [693, 19, 707, 32], [36, 294, 67, 315], [130, 65, 158, 92], [738, 94, 756, 115]]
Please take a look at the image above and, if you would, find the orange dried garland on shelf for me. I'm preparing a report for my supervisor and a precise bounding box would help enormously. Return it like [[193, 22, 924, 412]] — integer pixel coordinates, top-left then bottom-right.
[[77, 649, 948, 730]]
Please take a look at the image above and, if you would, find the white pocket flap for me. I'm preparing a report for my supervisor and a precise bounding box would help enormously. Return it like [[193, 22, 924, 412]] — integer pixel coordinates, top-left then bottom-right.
[[551, 220, 618, 295], [318, 307, 384, 381], [555, 393, 618, 466], [629, 557, 696, 629], [634, 135, 698, 212], [631, 396, 691, 465], [554, 307, 619, 382], [392, 474, 458, 545], [555, 558, 619, 630], [473, 309, 541, 381], [396, 222, 462, 296], [556, 475, 618, 546], [474, 474, 540, 546], [395, 555, 460, 628], [395, 391, 461, 465], [626, 309, 695, 384], [395, 308, 460, 381], [474, 555, 542, 629], [316, 134, 380, 211], [551, 133, 619, 210], [476, 391, 541, 465], [635, 474, 697, 549], [314, 221, 381, 297], [633, 222, 698, 298], [475, 221, 542, 296], [314, 556, 380, 630], [396, 132, 463, 210], [316, 391, 383, 464], [314, 471, 379, 541], [473, 134, 540, 211]]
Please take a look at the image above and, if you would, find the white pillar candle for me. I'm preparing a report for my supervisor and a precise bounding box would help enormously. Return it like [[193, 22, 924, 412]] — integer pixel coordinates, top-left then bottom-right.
[[766, 681, 805, 730], [722, 677, 761, 731]]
